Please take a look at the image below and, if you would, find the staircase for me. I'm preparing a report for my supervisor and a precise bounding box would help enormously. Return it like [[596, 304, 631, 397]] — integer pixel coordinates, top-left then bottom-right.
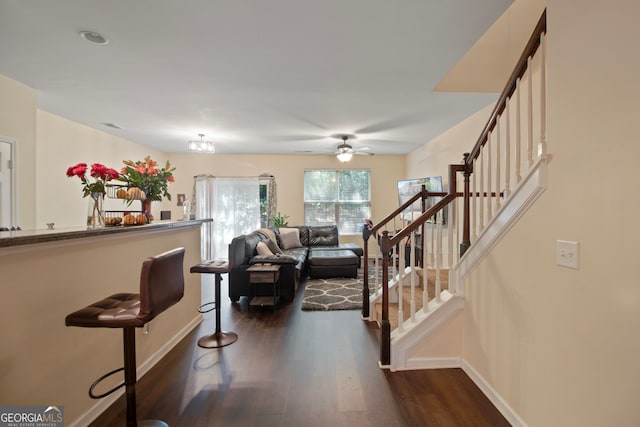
[[362, 10, 548, 372]]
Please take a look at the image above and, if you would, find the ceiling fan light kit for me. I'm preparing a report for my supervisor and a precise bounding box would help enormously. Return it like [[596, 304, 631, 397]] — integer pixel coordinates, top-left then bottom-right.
[[336, 150, 353, 162], [188, 133, 215, 153], [333, 134, 373, 162]]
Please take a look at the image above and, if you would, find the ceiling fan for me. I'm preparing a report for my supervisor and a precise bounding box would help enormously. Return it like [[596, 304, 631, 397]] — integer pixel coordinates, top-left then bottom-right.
[[333, 134, 374, 162]]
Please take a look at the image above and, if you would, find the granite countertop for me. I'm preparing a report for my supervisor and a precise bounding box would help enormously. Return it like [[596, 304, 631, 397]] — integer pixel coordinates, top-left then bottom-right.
[[0, 218, 212, 248]]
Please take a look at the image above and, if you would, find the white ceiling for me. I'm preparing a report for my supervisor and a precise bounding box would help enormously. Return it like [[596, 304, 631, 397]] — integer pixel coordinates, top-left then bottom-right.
[[0, 0, 518, 156]]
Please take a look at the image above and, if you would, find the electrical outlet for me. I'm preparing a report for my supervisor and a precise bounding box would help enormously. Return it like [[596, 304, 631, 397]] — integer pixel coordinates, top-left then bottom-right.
[[556, 240, 579, 269]]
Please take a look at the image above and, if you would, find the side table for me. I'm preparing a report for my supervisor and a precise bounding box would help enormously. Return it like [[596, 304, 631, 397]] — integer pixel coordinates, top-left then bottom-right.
[[247, 264, 281, 311]]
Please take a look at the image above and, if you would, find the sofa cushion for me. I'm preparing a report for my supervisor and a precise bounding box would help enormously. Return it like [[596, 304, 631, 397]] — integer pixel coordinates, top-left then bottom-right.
[[265, 238, 283, 254], [279, 227, 303, 249], [256, 241, 273, 256], [308, 249, 358, 266], [251, 254, 298, 265], [245, 232, 266, 258], [309, 225, 339, 247]]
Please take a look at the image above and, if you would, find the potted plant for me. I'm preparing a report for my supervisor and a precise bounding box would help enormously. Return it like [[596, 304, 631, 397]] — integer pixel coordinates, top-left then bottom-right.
[[119, 156, 175, 219], [270, 212, 289, 227]]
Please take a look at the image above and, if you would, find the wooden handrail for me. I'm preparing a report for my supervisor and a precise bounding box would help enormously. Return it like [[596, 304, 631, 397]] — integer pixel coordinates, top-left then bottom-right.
[[368, 189, 424, 236], [467, 10, 547, 164], [371, 9, 547, 367], [384, 163, 464, 246]]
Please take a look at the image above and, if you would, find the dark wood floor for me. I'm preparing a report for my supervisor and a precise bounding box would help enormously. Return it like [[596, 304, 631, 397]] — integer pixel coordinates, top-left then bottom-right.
[[90, 273, 510, 427]]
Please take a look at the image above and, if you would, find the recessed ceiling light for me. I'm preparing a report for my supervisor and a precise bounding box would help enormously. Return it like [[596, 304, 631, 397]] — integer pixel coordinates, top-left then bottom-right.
[[79, 30, 109, 45], [102, 122, 121, 129]]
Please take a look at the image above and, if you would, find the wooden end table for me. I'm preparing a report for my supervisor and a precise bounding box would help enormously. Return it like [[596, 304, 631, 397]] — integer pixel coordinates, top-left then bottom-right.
[[247, 264, 281, 311]]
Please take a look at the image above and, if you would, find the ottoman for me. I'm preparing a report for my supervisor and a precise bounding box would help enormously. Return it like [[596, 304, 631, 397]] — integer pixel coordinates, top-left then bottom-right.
[[308, 249, 359, 279]]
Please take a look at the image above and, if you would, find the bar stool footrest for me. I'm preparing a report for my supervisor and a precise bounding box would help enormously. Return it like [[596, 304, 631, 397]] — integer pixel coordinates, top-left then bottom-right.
[[89, 367, 125, 399], [197, 301, 216, 314]]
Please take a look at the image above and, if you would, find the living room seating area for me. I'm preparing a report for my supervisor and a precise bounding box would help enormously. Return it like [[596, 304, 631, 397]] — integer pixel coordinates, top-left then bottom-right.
[[227, 225, 363, 303]]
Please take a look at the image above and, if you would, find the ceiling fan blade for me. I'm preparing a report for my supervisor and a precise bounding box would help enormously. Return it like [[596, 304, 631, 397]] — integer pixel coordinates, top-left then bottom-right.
[[264, 104, 329, 131], [355, 151, 375, 156], [355, 112, 425, 134], [262, 135, 326, 142]]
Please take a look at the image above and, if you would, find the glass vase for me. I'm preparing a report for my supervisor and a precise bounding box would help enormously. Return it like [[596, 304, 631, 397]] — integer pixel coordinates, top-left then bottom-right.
[[87, 192, 105, 228], [141, 199, 153, 222]]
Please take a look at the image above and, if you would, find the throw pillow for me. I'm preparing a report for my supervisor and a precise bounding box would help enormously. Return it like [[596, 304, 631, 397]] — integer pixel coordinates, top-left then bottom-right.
[[265, 238, 283, 254], [279, 227, 303, 250], [256, 241, 274, 256]]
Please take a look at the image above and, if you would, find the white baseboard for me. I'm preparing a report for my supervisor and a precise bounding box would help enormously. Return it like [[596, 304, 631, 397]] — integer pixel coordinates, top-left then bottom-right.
[[402, 356, 461, 370], [461, 359, 527, 427], [69, 314, 203, 427]]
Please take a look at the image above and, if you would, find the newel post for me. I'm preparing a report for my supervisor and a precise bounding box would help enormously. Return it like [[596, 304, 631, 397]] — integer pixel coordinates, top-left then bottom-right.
[[460, 153, 473, 256], [380, 230, 391, 366], [362, 224, 371, 319]]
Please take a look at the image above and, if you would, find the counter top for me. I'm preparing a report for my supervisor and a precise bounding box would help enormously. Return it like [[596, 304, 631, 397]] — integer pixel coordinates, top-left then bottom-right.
[[0, 218, 212, 248]]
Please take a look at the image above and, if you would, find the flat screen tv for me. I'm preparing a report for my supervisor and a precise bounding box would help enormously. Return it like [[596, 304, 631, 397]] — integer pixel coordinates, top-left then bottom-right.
[[397, 176, 443, 222]]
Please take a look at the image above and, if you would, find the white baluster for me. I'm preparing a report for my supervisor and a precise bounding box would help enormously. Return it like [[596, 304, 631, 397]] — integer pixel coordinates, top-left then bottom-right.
[[505, 96, 511, 200], [397, 241, 405, 332], [429, 217, 436, 265], [479, 148, 485, 230], [436, 210, 443, 303], [527, 57, 534, 167], [410, 232, 416, 322], [495, 120, 501, 211], [487, 131, 493, 219], [516, 77, 522, 183], [422, 226, 429, 313], [449, 198, 461, 268], [539, 32, 547, 157], [472, 166, 477, 241]]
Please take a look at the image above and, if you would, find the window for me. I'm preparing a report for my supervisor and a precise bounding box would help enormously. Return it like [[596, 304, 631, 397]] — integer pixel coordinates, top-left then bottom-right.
[[304, 169, 371, 234]]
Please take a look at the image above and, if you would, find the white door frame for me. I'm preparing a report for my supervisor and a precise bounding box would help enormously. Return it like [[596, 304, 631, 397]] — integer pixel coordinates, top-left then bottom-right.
[[0, 136, 17, 228]]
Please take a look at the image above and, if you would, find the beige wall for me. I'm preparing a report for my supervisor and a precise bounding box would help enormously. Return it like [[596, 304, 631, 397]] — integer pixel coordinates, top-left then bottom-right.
[[0, 75, 405, 239], [0, 75, 37, 228], [36, 110, 168, 228], [168, 153, 406, 246], [456, 1, 640, 426], [407, 103, 493, 186]]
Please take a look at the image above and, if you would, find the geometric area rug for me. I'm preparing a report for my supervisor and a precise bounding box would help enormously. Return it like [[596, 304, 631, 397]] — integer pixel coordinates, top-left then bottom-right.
[[301, 266, 449, 313], [300, 275, 364, 311]]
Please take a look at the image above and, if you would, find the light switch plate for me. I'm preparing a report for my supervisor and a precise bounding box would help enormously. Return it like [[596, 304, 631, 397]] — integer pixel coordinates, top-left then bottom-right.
[[556, 240, 579, 269]]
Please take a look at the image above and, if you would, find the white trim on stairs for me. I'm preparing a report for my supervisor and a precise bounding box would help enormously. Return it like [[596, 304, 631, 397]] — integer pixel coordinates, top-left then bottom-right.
[[452, 154, 548, 293], [389, 291, 464, 372]]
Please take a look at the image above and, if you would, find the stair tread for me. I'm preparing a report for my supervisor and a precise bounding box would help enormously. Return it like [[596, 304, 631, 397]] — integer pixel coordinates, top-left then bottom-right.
[[374, 268, 449, 330]]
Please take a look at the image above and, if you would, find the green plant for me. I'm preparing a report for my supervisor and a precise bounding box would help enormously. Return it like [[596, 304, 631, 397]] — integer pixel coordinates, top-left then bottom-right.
[[270, 212, 289, 227], [119, 156, 175, 202]]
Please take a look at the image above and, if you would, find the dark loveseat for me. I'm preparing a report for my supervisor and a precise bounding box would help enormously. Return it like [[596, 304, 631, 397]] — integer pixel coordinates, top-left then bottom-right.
[[227, 225, 363, 303]]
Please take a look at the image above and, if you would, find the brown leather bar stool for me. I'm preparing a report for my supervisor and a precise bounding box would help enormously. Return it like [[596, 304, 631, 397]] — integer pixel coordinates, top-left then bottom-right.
[[65, 247, 185, 427], [190, 260, 238, 348]]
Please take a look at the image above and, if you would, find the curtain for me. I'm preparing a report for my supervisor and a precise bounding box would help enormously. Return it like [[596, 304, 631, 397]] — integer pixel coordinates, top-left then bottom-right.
[[195, 176, 261, 260]]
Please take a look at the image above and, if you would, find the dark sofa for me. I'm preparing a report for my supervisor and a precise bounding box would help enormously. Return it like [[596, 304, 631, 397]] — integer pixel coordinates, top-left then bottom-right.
[[227, 225, 363, 303]]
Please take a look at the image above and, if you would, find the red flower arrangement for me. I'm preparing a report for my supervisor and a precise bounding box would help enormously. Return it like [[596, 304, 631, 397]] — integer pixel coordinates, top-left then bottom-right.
[[66, 162, 120, 197]]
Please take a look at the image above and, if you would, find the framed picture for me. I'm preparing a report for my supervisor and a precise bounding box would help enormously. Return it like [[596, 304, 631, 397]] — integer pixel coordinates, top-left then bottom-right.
[[177, 193, 186, 207]]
